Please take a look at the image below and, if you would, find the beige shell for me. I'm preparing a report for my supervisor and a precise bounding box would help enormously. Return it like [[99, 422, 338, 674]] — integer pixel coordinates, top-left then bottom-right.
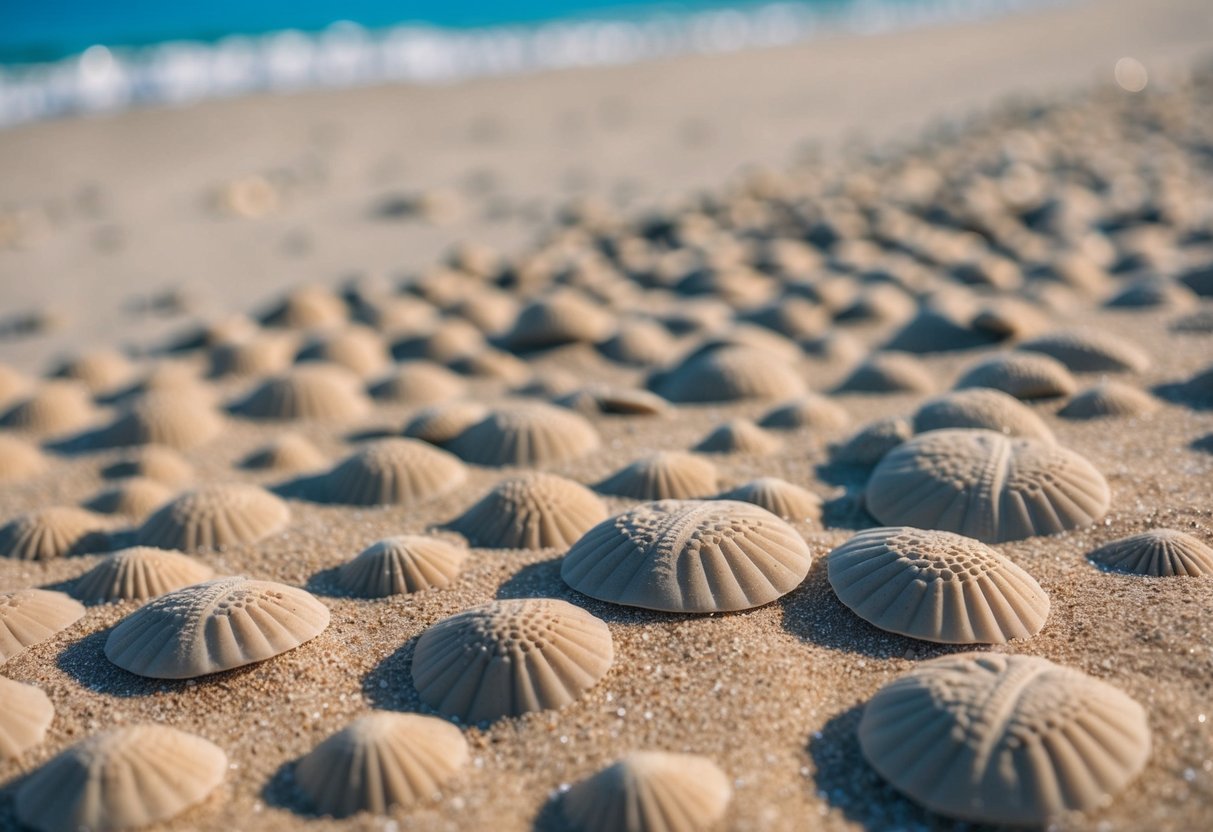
[[555, 386, 672, 417], [447, 348, 531, 382], [866, 429, 1110, 543], [336, 535, 467, 596], [0, 435, 47, 482], [369, 361, 466, 404], [0, 589, 86, 662], [412, 598, 613, 722], [953, 352, 1076, 400], [95, 391, 224, 450], [392, 319, 486, 363], [136, 483, 290, 551], [743, 296, 830, 338], [446, 403, 601, 466], [834, 352, 935, 395], [403, 401, 490, 446], [105, 576, 330, 678], [0, 676, 54, 760], [232, 363, 371, 423], [318, 439, 467, 506], [1020, 328, 1150, 373], [356, 294, 440, 334], [858, 653, 1151, 824], [828, 527, 1049, 643], [55, 348, 137, 394], [0, 506, 112, 561], [15, 724, 226, 832], [505, 291, 615, 350], [1059, 381, 1159, 420], [295, 712, 470, 817], [598, 319, 678, 366], [72, 546, 215, 603], [831, 417, 912, 466], [241, 433, 328, 473], [261, 284, 348, 329], [563, 751, 732, 832], [84, 477, 174, 519], [692, 419, 781, 455], [450, 473, 608, 549], [0, 381, 98, 436], [715, 478, 822, 523], [758, 394, 851, 432], [102, 444, 194, 486], [0, 362, 33, 407], [208, 332, 298, 378], [1089, 529, 1213, 577], [651, 346, 806, 403], [298, 325, 391, 378], [450, 292, 518, 335], [912, 389, 1054, 442], [595, 452, 719, 500], [561, 500, 813, 613]]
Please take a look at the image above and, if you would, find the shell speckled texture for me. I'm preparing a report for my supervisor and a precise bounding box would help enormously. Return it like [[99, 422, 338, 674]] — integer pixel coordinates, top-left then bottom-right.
[[231, 363, 371, 423], [15, 724, 228, 832], [953, 352, 1077, 400], [692, 419, 781, 455], [318, 439, 467, 506], [0, 507, 112, 561], [595, 452, 719, 500], [650, 346, 807, 403], [912, 388, 1054, 442], [0, 435, 47, 482], [450, 473, 607, 549], [827, 527, 1049, 643], [1058, 380, 1159, 420], [865, 429, 1110, 543], [411, 598, 613, 723], [72, 546, 215, 603], [94, 391, 224, 450], [446, 403, 601, 466], [295, 712, 469, 817], [1020, 328, 1150, 373], [336, 536, 468, 597], [714, 478, 822, 523], [562, 751, 732, 832], [858, 653, 1151, 824], [0, 676, 54, 760], [0, 589, 86, 662], [136, 483, 289, 551], [104, 576, 330, 678], [1089, 529, 1213, 577], [561, 500, 813, 613]]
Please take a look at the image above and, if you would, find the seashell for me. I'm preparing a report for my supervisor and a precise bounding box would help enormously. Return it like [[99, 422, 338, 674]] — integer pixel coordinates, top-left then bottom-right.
[[0, 381, 98, 436], [105, 576, 329, 678], [101, 444, 194, 486], [859, 653, 1151, 824], [209, 332, 298, 378], [692, 419, 781, 454], [261, 284, 348, 329], [835, 283, 916, 324], [561, 499, 813, 613], [742, 297, 830, 338], [563, 751, 732, 832], [831, 417, 912, 467], [446, 403, 600, 467], [136, 483, 289, 551], [317, 439, 466, 506], [93, 390, 223, 450], [297, 325, 391, 378], [403, 401, 490, 446], [1089, 529, 1213, 577], [954, 352, 1076, 400], [391, 319, 486, 363], [84, 477, 174, 519], [369, 361, 465, 404], [758, 395, 850, 432], [354, 294, 439, 335], [1105, 276, 1196, 309], [504, 291, 615, 350], [0, 507, 112, 560], [554, 386, 671, 417], [0, 363, 33, 407], [1020, 328, 1150, 373], [715, 478, 822, 523], [54, 348, 137, 394], [828, 527, 1049, 642], [1058, 380, 1159, 420], [0, 676, 54, 760], [447, 348, 531, 382], [411, 598, 613, 722], [241, 433, 328, 472], [450, 473, 607, 549], [231, 363, 371, 423], [834, 352, 934, 395], [336, 535, 467, 596], [882, 306, 998, 354], [649, 346, 806, 403], [295, 712, 469, 817], [72, 546, 215, 603], [0, 435, 47, 482], [866, 429, 1109, 542], [912, 389, 1053, 442], [15, 724, 227, 831], [0, 589, 86, 662], [450, 292, 519, 335], [595, 452, 718, 500], [597, 319, 678, 366]]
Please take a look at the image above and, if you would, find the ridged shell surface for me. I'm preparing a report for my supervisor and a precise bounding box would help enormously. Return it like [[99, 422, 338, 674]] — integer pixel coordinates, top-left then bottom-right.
[[72, 546, 215, 603], [828, 527, 1049, 643], [858, 653, 1151, 824], [0, 589, 86, 662], [866, 429, 1110, 543], [232, 364, 371, 423], [595, 452, 719, 500], [834, 352, 935, 395], [561, 500, 813, 612], [411, 598, 613, 722], [403, 402, 490, 446], [651, 346, 806, 403], [0, 507, 111, 561], [451, 473, 607, 549], [319, 439, 467, 506], [1089, 529, 1213, 577], [913, 389, 1054, 442], [136, 483, 289, 551], [104, 576, 330, 678], [96, 392, 223, 450], [446, 404, 600, 466], [0, 676, 54, 760], [336, 536, 467, 596], [758, 395, 850, 431], [1020, 329, 1150, 373], [715, 478, 822, 522]]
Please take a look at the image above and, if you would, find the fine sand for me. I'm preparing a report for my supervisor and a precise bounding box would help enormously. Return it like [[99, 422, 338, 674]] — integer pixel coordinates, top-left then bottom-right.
[[2, 1, 1213, 831]]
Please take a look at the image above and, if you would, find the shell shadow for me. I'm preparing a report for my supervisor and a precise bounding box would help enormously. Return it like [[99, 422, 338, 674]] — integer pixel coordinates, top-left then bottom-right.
[[820, 491, 875, 531], [1153, 380, 1212, 410], [269, 473, 327, 502], [261, 759, 323, 819], [1191, 433, 1213, 455], [815, 460, 873, 489], [361, 635, 424, 712], [531, 793, 569, 832]]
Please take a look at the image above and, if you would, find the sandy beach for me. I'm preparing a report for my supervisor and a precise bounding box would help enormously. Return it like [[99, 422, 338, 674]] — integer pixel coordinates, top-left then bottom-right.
[[2, 0, 1213, 829]]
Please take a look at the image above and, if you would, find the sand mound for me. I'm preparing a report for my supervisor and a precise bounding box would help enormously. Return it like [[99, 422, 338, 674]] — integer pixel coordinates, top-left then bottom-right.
[[369, 361, 466, 404], [758, 394, 850, 432], [296, 325, 391, 378], [504, 291, 615, 350], [403, 401, 490, 446], [336, 535, 468, 596], [240, 433, 328, 472], [84, 476, 174, 519], [450, 473, 607, 549], [101, 444, 194, 485], [554, 385, 672, 417], [94, 390, 224, 450], [0, 381, 98, 436], [54, 348, 137, 394], [597, 319, 678, 366], [831, 417, 913, 466], [208, 332, 298, 378], [261, 284, 348, 330]]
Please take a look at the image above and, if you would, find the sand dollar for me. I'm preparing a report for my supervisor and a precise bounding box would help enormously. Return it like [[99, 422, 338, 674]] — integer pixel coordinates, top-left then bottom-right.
[[136, 483, 289, 551], [450, 473, 607, 549], [336, 536, 467, 597], [561, 500, 812, 612], [1089, 529, 1213, 577]]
